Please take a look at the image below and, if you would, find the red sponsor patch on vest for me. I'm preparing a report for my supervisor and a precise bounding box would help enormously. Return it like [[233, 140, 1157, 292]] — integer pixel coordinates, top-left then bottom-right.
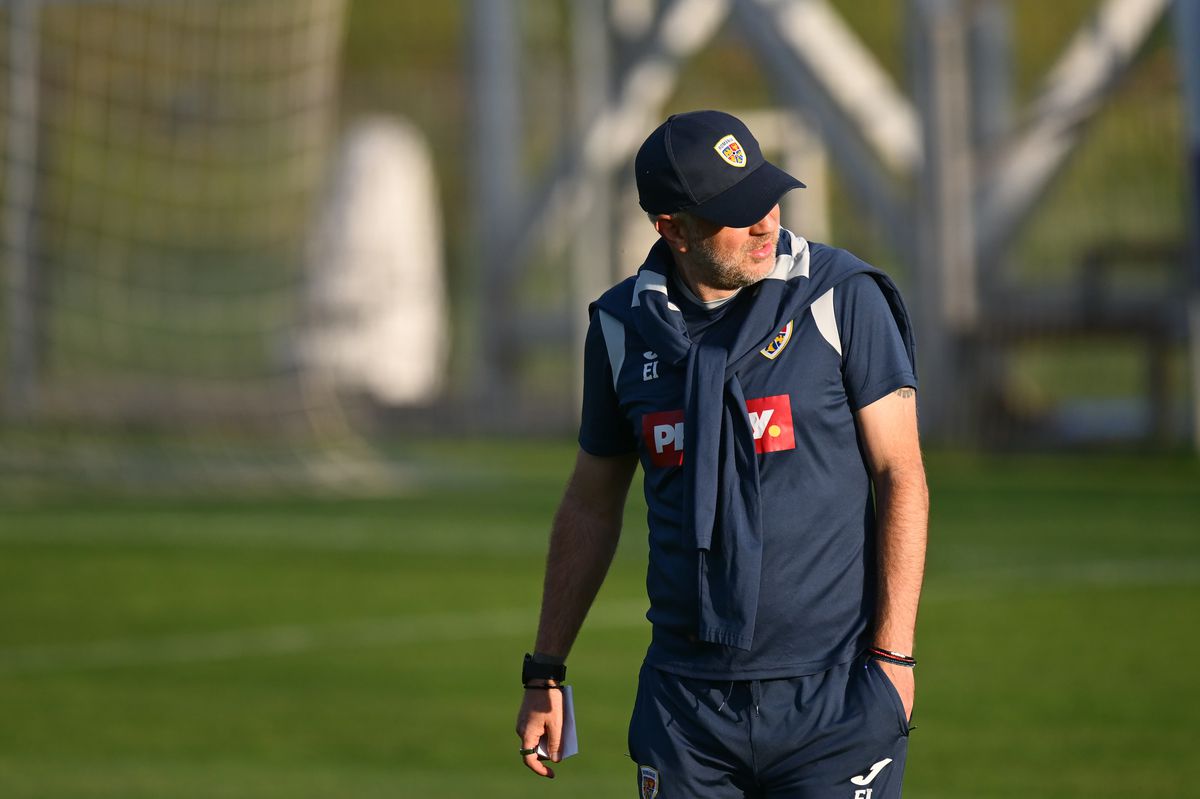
[[642, 409, 685, 468], [745, 394, 795, 453], [641, 396, 795, 466]]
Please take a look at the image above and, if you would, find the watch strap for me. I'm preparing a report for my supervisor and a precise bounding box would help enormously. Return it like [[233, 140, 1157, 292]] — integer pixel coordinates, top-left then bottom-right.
[[522, 652, 567, 684]]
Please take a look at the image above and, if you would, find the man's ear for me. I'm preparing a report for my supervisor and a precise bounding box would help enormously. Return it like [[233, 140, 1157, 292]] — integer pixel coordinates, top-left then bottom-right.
[[653, 214, 689, 253]]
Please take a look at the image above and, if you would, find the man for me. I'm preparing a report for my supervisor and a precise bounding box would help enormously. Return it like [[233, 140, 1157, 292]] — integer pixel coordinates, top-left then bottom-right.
[[516, 109, 928, 799]]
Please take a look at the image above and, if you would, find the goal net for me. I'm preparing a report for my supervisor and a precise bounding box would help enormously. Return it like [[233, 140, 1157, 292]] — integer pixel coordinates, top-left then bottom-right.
[[1, 0, 400, 491]]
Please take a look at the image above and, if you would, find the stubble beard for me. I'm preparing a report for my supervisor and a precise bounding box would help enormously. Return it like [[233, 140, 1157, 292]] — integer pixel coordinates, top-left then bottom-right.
[[689, 232, 778, 291]]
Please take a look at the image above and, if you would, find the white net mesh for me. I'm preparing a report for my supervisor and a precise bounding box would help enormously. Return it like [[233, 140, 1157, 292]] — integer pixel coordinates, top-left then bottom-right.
[[1, 0, 401, 491]]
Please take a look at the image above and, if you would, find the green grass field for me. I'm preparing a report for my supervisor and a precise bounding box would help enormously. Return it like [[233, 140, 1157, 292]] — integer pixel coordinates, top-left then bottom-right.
[[0, 440, 1198, 798]]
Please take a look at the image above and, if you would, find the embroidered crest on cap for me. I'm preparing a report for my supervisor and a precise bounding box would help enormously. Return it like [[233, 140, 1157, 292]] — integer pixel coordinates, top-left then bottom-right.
[[639, 765, 660, 799], [713, 134, 747, 167], [759, 319, 794, 360]]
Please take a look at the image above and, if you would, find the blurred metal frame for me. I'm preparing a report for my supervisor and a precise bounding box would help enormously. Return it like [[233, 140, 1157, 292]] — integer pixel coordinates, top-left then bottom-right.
[[466, 0, 1181, 443], [1174, 0, 1200, 451]]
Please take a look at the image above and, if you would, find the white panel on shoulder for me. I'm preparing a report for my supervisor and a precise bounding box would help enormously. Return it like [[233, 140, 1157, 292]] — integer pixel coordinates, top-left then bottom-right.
[[597, 310, 626, 390], [810, 287, 841, 356]]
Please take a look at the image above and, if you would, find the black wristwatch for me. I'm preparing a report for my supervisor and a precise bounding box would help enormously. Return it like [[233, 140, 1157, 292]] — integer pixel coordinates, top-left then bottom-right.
[[522, 653, 567, 684]]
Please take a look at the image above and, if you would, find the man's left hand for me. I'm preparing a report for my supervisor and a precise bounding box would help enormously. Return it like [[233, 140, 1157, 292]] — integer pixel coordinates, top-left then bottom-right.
[[874, 660, 914, 722]]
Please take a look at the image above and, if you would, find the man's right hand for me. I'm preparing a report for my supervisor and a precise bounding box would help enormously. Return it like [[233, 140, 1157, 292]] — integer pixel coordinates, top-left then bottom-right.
[[515, 684, 564, 778], [516, 450, 636, 779]]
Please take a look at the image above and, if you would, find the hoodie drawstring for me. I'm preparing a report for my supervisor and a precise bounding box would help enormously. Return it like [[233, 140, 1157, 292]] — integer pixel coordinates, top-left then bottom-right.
[[716, 681, 735, 714]]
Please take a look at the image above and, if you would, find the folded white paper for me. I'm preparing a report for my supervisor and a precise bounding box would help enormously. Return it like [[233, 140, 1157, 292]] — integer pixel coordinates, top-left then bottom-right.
[[537, 685, 578, 760]]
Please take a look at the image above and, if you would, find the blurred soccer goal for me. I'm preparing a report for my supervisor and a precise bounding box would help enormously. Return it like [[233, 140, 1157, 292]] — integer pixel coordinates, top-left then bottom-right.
[[1, 0, 422, 492]]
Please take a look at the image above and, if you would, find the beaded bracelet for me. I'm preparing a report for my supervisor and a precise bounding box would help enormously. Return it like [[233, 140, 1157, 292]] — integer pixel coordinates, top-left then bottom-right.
[[869, 646, 916, 667]]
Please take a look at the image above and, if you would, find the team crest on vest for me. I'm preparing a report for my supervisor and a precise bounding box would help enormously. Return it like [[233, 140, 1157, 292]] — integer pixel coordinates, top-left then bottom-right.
[[713, 134, 747, 167], [639, 765, 659, 799], [759, 319, 794, 360]]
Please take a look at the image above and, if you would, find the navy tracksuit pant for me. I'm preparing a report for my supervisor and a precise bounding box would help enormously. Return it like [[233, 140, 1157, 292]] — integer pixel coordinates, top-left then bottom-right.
[[628, 655, 910, 798]]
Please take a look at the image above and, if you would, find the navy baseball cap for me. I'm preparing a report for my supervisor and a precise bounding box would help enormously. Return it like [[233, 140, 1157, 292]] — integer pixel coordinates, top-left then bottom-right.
[[635, 110, 805, 228]]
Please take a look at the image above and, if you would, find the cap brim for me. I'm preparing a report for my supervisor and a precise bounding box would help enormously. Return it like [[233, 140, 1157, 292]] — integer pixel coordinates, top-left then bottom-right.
[[687, 161, 805, 228]]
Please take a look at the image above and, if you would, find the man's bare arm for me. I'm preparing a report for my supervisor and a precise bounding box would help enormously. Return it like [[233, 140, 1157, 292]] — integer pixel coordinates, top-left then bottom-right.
[[855, 387, 929, 719], [535, 448, 639, 657], [516, 448, 638, 778]]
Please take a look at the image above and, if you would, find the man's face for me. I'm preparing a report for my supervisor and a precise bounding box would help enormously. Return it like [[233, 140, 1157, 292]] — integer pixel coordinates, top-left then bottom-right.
[[680, 205, 781, 291]]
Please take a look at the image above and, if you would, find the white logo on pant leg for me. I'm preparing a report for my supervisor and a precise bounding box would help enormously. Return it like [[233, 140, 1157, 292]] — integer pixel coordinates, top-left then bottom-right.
[[849, 757, 893, 796]]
